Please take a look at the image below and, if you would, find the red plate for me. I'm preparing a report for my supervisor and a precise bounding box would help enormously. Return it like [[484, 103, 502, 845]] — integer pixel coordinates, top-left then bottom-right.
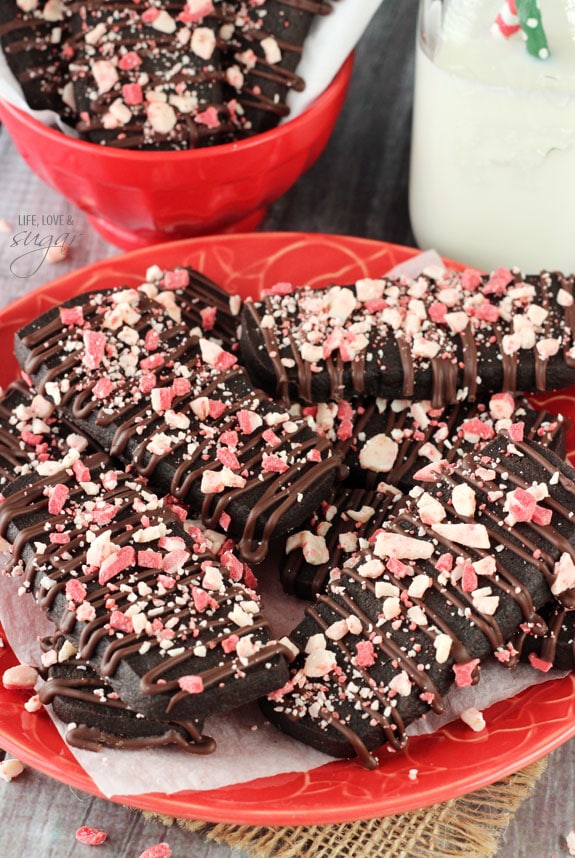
[[0, 233, 574, 826]]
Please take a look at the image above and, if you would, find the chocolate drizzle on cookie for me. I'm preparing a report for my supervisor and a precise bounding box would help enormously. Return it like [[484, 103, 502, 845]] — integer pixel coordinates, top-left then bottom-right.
[[0, 452, 289, 723], [15, 268, 342, 564], [240, 269, 575, 408], [262, 433, 575, 767]]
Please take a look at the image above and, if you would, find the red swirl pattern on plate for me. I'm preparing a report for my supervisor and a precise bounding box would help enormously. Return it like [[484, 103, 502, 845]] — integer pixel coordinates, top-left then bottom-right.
[[0, 233, 574, 826]]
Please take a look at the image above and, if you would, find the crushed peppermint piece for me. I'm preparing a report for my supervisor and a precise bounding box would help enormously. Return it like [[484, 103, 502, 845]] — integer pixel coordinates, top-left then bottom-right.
[[75, 826, 108, 846]]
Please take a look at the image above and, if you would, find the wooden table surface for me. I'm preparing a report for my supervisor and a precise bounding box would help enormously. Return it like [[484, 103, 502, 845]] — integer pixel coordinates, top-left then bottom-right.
[[0, 2, 574, 856]]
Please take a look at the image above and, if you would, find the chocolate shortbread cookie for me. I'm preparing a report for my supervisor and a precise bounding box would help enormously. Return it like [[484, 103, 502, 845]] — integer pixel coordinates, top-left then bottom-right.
[[68, 1, 235, 149], [0, 453, 289, 723], [224, 0, 333, 134], [240, 268, 575, 407], [0, 0, 73, 115], [300, 392, 568, 493], [261, 433, 575, 767], [281, 398, 567, 600], [39, 636, 214, 754], [14, 268, 341, 563]]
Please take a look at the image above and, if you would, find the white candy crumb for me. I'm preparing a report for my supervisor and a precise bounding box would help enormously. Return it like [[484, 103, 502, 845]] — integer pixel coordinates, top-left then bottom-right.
[[460, 707, 486, 732], [2, 664, 39, 689], [24, 694, 43, 713], [0, 758, 25, 782]]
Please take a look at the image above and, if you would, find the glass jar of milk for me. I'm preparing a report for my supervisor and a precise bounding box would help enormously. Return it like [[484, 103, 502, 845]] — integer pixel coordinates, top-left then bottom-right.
[[409, 0, 575, 273]]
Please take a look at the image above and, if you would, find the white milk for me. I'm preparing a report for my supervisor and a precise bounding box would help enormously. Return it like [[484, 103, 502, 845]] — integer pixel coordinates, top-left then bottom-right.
[[409, 0, 575, 273]]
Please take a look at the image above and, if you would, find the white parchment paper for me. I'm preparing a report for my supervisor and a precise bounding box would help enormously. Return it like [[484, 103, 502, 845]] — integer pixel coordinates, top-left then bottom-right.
[[0, 1, 385, 135], [285, 0, 386, 118]]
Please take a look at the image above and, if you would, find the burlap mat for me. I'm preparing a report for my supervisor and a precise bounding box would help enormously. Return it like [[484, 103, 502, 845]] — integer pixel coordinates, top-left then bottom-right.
[[147, 756, 547, 858]]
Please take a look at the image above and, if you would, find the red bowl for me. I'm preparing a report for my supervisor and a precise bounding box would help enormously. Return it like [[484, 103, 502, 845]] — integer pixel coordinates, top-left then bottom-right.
[[0, 55, 353, 250]]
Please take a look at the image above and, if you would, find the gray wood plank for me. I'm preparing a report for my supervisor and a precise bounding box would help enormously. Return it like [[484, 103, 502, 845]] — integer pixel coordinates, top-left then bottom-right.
[[0, 759, 247, 857]]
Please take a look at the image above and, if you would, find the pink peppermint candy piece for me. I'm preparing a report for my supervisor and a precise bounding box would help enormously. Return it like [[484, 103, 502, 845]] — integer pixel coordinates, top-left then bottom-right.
[[355, 640, 376, 668], [47, 483, 69, 515], [83, 330, 107, 370], [489, 392, 515, 420], [552, 552, 575, 597], [237, 409, 263, 435], [286, 531, 329, 566], [147, 102, 177, 135], [180, 0, 215, 23], [304, 648, 337, 678], [262, 454, 289, 474], [200, 305, 217, 331], [412, 461, 446, 482], [528, 652, 553, 673], [506, 487, 537, 523], [137, 845, 172, 858], [91, 59, 118, 94], [98, 545, 136, 585], [359, 434, 398, 473], [163, 269, 189, 290], [122, 83, 143, 105], [92, 377, 115, 400], [65, 579, 87, 604], [118, 51, 141, 71], [109, 610, 134, 633], [0, 759, 25, 782], [453, 658, 480, 688], [178, 675, 204, 694], [2, 664, 39, 690], [75, 826, 108, 846], [60, 306, 84, 327], [195, 105, 220, 128]]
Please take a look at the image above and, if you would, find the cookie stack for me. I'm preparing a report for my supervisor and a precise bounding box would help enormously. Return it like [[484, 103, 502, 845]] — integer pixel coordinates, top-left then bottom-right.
[[2, 260, 575, 766], [239, 264, 575, 766]]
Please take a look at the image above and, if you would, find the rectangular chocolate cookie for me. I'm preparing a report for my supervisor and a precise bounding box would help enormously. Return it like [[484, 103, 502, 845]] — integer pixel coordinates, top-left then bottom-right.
[[0, 452, 289, 722], [38, 635, 214, 754], [14, 268, 341, 563], [261, 433, 575, 766], [299, 392, 568, 494], [68, 1, 234, 149], [223, 0, 333, 134], [240, 268, 575, 407], [0, 0, 74, 116]]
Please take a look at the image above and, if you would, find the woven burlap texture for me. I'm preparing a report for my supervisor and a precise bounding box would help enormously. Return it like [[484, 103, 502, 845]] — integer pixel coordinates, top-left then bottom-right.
[[148, 756, 547, 858]]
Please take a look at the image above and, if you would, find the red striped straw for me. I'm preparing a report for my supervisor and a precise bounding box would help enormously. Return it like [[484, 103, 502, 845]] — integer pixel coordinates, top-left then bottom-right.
[[490, 0, 521, 38]]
